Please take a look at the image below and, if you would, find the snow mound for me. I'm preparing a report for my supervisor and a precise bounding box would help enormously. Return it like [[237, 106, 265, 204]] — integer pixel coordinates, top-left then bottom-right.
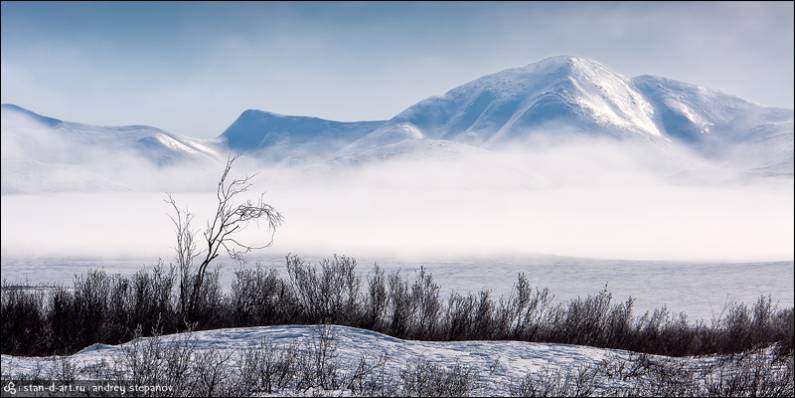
[[2, 324, 774, 396]]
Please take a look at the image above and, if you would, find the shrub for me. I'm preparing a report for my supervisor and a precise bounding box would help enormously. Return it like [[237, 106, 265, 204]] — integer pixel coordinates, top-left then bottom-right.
[[2, 254, 793, 359]]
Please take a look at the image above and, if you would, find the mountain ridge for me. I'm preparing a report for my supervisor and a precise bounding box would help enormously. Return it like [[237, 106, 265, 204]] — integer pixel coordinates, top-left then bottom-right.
[[2, 55, 792, 181]]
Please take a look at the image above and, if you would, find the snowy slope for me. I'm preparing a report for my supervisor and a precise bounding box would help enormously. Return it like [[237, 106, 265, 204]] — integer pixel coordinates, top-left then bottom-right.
[[1, 104, 221, 165], [334, 123, 492, 164], [632, 75, 794, 175], [0, 324, 736, 396], [220, 109, 384, 160], [1, 104, 224, 193], [378, 56, 664, 147]]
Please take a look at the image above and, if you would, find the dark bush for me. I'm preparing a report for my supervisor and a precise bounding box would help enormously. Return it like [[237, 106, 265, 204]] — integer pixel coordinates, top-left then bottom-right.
[[0, 282, 48, 356], [400, 358, 479, 397], [230, 266, 295, 326]]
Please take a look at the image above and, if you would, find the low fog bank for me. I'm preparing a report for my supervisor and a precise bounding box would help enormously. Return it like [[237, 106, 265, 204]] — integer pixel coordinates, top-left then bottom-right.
[[1, 138, 793, 262], [1, 185, 792, 262]]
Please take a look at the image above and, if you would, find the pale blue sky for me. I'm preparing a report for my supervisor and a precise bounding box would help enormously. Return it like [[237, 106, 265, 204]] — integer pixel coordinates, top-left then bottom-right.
[[2, 1, 793, 138]]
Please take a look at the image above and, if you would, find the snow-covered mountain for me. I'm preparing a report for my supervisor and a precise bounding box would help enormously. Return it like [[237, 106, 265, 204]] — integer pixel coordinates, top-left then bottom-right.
[[378, 56, 665, 146], [631, 75, 794, 175], [212, 56, 792, 173], [2, 55, 792, 190], [220, 109, 384, 160], [1, 104, 222, 193], [1, 104, 220, 164], [344, 56, 792, 174]]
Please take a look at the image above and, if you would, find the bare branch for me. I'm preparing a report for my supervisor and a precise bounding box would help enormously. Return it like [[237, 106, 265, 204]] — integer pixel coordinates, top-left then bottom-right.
[[167, 155, 283, 324]]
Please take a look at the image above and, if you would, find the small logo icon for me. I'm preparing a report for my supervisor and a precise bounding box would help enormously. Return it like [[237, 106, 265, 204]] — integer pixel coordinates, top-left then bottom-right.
[[2, 381, 17, 395]]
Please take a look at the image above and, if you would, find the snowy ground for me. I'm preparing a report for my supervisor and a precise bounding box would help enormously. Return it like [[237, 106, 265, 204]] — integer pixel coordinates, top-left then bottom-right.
[[0, 324, 748, 396]]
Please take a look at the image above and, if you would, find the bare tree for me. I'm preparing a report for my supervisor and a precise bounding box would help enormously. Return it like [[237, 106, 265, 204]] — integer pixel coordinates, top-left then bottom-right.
[[166, 156, 283, 323], [165, 194, 198, 322]]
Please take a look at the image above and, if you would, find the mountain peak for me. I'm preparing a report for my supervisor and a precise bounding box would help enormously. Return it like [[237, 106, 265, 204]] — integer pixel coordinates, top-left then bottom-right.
[[238, 108, 286, 119], [387, 55, 661, 144], [530, 55, 605, 69], [452, 55, 614, 93], [220, 109, 385, 154], [502, 56, 617, 81]]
